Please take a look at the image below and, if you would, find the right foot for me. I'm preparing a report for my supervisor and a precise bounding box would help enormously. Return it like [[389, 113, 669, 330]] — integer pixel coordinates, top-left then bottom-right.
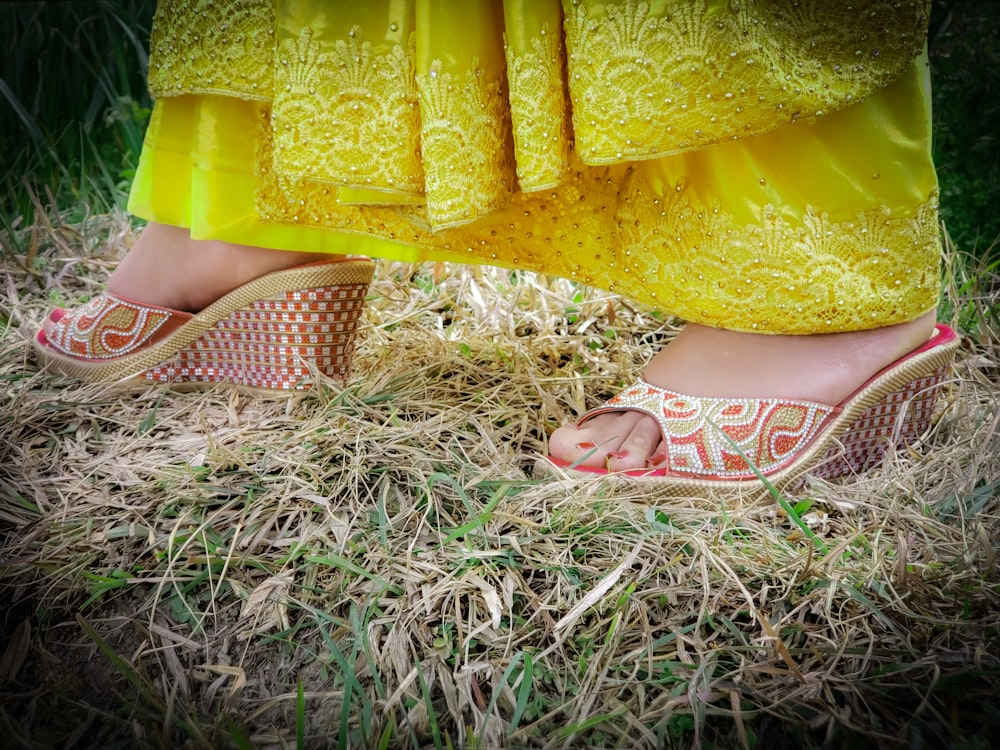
[[547, 312, 939, 472]]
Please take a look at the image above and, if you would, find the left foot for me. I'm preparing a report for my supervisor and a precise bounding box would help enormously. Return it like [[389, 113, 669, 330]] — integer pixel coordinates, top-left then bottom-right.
[[547, 311, 938, 472], [40, 222, 321, 343]]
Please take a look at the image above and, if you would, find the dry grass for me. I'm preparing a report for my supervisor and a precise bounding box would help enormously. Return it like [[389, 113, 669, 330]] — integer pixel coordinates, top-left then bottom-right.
[[1, 209, 998, 749]]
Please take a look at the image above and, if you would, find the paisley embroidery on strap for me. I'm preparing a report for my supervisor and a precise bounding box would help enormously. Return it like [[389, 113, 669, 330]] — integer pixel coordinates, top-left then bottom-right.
[[596, 380, 835, 478], [47, 295, 172, 360]]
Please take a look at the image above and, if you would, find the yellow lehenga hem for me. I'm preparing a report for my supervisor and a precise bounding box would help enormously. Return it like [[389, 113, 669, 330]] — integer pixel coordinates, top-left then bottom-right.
[[129, 0, 940, 334]]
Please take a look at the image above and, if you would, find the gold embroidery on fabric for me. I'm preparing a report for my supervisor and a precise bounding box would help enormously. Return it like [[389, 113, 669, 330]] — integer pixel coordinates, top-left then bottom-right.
[[564, 0, 929, 163], [46, 294, 173, 360], [146, 2, 938, 334], [147, 0, 274, 100], [504, 24, 570, 192], [272, 26, 424, 196], [415, 60, 516, 228], [614, 176, 941, 332], [592, 380, 836, 477], [256, 99, 938, 334]]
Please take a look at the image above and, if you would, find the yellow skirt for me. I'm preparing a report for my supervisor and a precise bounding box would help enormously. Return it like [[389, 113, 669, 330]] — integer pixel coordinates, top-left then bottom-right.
[[129, 0, 940, 334]]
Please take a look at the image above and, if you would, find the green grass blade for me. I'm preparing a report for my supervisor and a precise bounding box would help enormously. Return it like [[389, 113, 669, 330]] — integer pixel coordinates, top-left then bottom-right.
[[416, 660, 444, 750], [509, 652, 534, 733], [707, 416, 829, 554]]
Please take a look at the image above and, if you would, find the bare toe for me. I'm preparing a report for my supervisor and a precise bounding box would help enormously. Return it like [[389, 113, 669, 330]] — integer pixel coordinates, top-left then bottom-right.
[[606, 415, 663, 471], [41, 312, 63, 340], [549, 410, 668, 471], [549, 411, 645, 468]]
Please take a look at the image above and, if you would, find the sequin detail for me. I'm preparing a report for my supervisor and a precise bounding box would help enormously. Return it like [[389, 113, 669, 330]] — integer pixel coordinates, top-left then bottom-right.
[[272, 26, 424, 197], [504, 23, 570, 191], [612, 181, 941, 332], [148, 0, 274, 100], [565, 0, 928, 162], [45, 294, 178, 360], [255, 124, 941, 333], [144, 0, 938, 333], [415, 59, 515, 227], [585, 378, 836, 479]]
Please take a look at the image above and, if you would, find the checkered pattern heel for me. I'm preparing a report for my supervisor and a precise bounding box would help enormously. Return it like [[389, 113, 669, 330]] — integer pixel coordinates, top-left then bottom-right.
[[811, 363, 950, 480], [141, 284, 368, 389], [544, 324, 958, 495], [33, 257, 375, 392]]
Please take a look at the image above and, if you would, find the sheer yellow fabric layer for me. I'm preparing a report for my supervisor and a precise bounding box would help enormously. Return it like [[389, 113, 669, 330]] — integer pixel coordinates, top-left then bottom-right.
[[130, 0, 939, 334]]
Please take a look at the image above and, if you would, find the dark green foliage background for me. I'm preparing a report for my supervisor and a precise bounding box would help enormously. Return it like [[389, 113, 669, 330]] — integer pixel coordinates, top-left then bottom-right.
[[1, 0, 997, 259], [0, 0, 153, 226], [929, 0, 1000, 259]]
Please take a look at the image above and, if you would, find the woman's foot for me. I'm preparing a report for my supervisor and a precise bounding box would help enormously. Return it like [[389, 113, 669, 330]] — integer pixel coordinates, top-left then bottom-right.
[[34, 222, 375, 389], [41, 222, 319, 339], [548, 311, 939, 471], [109, 223, 320, 311]]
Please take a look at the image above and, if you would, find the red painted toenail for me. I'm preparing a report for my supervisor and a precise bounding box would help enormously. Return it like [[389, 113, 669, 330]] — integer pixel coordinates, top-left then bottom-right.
[[576, 442, 596, 450], [648, 451, 667, 466], [36, 330, 47, 345], [608, 451, 628, 460], [49, 308, 66, 323]]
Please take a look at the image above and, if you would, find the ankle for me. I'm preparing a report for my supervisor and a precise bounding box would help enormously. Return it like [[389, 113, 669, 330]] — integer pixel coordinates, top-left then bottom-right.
[[106, 223, 319, 312], [642, 311, 938, 404]]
